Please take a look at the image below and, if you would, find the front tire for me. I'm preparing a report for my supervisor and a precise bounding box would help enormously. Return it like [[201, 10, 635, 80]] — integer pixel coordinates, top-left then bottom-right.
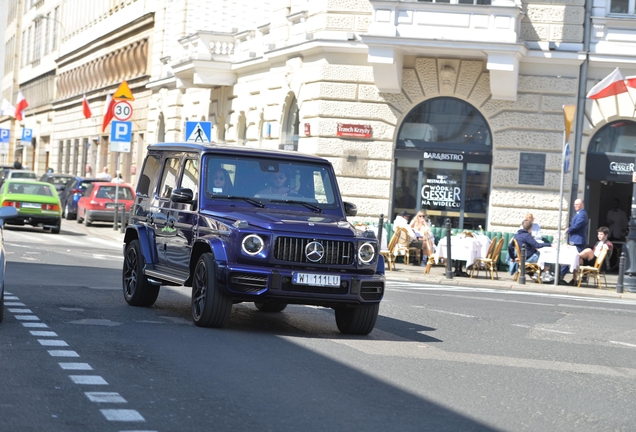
[[191, 253, 232, 328], [254, 301, 287, 312], [335, 303, 380, 335], [123, 239, 160, 307]]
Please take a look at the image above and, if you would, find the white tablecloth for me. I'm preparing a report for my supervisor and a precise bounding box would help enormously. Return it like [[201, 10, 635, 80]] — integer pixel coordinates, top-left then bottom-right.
[[537, 245, 579, 273], [435, 236, 486, 268]]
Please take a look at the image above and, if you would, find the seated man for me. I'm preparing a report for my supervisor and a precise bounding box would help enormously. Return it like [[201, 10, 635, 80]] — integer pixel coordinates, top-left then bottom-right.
[[508, 219, 550, 267], [257, 171, 298, 197], [571, 226, 613, 285]]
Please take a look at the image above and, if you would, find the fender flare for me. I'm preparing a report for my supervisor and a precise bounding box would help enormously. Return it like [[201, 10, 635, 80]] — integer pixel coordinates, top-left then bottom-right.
[[123, 225, 157, 265]]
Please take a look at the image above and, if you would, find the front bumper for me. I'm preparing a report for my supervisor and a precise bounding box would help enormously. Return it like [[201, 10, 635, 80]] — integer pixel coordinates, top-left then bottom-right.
[[220, 264, 385, 306]]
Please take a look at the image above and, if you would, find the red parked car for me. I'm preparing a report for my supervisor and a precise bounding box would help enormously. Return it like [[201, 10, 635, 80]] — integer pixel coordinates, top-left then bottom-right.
[[77, 182, 135, 226]]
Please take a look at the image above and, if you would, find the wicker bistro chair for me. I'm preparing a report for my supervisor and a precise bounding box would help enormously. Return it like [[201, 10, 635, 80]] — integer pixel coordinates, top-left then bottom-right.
[[470, 237, 504, 280], [395, 227, 419, 266], [577, 247, 610, 289], [380, 227, 410, 271], [512, 239, 542, 283]]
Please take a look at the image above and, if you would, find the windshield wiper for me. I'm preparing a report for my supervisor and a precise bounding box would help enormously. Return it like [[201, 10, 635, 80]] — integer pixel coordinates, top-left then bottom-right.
[[215, 195, 265, 208], [270, 199, 322, 213]]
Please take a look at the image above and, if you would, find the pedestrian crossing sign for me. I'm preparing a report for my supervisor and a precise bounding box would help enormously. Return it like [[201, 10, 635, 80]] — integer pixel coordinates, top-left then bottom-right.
[[185, 121, 212, 143]]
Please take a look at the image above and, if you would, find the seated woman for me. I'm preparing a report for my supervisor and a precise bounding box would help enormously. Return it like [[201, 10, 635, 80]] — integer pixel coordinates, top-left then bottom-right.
[[208, 167, 233, 194], [410, 210, 435, 263], [572, 226, 613, 284]]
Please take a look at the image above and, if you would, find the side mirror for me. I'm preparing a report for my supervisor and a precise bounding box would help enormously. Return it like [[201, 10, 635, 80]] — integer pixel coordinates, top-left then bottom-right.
[[171, 188, 194, 204], [344, 201, 357, 217]]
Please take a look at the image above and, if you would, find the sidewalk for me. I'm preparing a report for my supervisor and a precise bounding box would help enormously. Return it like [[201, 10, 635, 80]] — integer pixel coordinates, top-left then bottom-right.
[[384, 260, 636, 301]]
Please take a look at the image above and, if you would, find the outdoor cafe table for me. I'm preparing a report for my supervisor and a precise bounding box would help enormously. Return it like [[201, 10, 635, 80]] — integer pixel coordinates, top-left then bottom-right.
[[435, 235, 489, 269], [537, 244, 580, 274]]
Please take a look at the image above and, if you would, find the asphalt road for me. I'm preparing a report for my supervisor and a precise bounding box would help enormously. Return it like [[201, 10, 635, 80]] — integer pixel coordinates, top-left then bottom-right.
[[2, 220, 636, 431]]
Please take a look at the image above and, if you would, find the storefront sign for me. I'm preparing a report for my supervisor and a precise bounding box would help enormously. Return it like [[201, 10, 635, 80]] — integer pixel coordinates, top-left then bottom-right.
[[586, 153, 636, 182], [518, 153, 545, 186], [337, 123, 372, 138], [420, 174, 461, 208], [423, 152, 464, 161]]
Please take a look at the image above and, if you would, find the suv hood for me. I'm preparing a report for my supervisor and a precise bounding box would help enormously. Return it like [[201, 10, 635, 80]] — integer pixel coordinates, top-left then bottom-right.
[[202, 208, 357, 237]]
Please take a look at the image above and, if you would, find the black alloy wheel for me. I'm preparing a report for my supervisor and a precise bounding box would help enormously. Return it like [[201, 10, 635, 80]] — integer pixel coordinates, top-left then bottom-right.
[[191, 253, 232, 328], [122, 239, 160, 307]]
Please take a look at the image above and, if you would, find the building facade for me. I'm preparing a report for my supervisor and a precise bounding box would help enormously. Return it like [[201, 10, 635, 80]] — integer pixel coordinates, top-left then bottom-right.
[[2, 0, 636, 239]]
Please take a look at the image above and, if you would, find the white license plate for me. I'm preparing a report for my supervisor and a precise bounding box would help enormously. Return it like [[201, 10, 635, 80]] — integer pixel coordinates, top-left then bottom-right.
[[105, 203, 117, 208], [21, 202, 40, 209], [293, 273, 340, 287]]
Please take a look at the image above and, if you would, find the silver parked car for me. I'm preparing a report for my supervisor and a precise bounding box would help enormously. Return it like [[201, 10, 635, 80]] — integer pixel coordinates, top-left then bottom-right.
[[0, 206, 19, 323]]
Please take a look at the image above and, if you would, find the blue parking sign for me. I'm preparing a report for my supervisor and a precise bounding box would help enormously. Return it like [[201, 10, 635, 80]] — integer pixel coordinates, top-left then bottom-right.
[[110, 121, 132, 152], [0, 129, 9, 143], [21, 128, 32, 141]]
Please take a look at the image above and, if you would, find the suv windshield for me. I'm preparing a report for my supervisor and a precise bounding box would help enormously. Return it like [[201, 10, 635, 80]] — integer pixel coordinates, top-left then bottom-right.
[[203, 155, 337, 206]]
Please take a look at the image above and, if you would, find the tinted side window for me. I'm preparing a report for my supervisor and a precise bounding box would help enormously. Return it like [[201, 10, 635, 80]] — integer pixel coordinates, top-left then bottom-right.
[[159, 157, 180, 199], [138, 154, 161, 196], [181, 158, 199, 197]]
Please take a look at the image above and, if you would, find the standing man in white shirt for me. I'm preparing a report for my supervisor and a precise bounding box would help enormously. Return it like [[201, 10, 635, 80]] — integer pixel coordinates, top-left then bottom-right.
[[96, 167, 112, 181], [606, 199, 628, 242]]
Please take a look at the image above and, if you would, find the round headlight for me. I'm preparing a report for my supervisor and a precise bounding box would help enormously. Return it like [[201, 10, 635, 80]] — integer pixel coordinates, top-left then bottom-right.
[[358, 242, 375, 264], [242, 234, 264, 255]]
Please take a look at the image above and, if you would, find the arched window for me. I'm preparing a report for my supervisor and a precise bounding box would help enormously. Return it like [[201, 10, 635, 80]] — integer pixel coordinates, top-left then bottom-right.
[[397, 97, 491, 151], [589, 120, 636, 154], [282, 95, 300, 147]]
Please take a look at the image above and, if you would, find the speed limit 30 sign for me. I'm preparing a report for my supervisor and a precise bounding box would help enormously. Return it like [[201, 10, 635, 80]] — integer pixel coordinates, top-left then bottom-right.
[[113, 100, 133, 121]]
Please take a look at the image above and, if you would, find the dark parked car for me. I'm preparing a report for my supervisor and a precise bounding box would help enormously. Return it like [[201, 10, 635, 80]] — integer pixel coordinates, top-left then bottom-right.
[[122, 142, 385, 334], [0, 206, 19, 323], [58, 177, 100, 220], [39, 173, 75, 192]]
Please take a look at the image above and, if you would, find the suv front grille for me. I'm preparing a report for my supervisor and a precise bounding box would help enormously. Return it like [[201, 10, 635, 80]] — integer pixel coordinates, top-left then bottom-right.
[[273, 237, 353, 265], [360, 281, 384, 301]]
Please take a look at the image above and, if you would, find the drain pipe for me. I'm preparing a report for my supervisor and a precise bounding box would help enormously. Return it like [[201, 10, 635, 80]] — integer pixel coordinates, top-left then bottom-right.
[[569, 0, 593, 213]]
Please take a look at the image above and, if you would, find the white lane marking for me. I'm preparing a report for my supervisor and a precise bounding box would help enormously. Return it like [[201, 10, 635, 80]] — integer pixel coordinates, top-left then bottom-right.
[[85, 392, 127, 403], [512, 324, 531, 328], [4, 295, 20, 300], [48, 350, 80, 357], [22, 322, 48, 328], [8, 308, 32, 313], [5, 302, 25, 306], [70, 375, 108, 385], [534, 328, 574, 335], [609, 341, 636, 348], [38, 339, 69, 347], [15, 315, 39, 321], [413, 306, 475, 318], [30, 331, 58, 337], [51, 236, 85, 246], [59, 362, 93, 370], [100, 409, 145, 422], [88, 238, 123, 249], [93, 254, 123, 261]]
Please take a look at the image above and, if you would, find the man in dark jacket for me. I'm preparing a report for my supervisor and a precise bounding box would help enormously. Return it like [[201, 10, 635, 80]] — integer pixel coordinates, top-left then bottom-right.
[[508, 219, 549, 264]]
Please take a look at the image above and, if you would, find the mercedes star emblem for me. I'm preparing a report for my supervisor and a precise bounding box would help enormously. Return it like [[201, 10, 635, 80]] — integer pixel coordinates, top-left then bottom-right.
[[305, 241, 325, 262]]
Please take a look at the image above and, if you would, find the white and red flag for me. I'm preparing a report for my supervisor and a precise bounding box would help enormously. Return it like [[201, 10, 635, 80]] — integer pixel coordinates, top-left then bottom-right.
[[1, 99, 15, 117], [101, 94, 115, 132], [586, 68, 628, 100], [15, 90, 28, 121], [625, 75, 636, 89], [82, 94, 92, 119]]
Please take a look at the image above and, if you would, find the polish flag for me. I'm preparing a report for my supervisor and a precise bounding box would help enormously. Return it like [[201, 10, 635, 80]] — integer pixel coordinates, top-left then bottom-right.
[[15, 90, 28, 121], [82, 94, 92, 119], [625, 75, 636, 89], [101, 94, 115, 132], [0, 99, 15, 117], [586, 68, 628, 100]]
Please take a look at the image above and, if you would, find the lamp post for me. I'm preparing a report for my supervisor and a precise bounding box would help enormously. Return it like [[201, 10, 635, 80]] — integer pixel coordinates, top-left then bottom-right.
[[623, 174, 636, 292]]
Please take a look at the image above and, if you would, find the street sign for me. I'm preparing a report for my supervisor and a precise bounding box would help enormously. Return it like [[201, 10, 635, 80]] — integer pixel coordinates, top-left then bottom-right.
[[113, 100, 133, 121], [113, 80, 134, 101], [564, 143, 570, 174], [185, 121, 212, 143], [21, 128, 32, 141], [110, 121, 132, 152], [0, 129, 9, 143]]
